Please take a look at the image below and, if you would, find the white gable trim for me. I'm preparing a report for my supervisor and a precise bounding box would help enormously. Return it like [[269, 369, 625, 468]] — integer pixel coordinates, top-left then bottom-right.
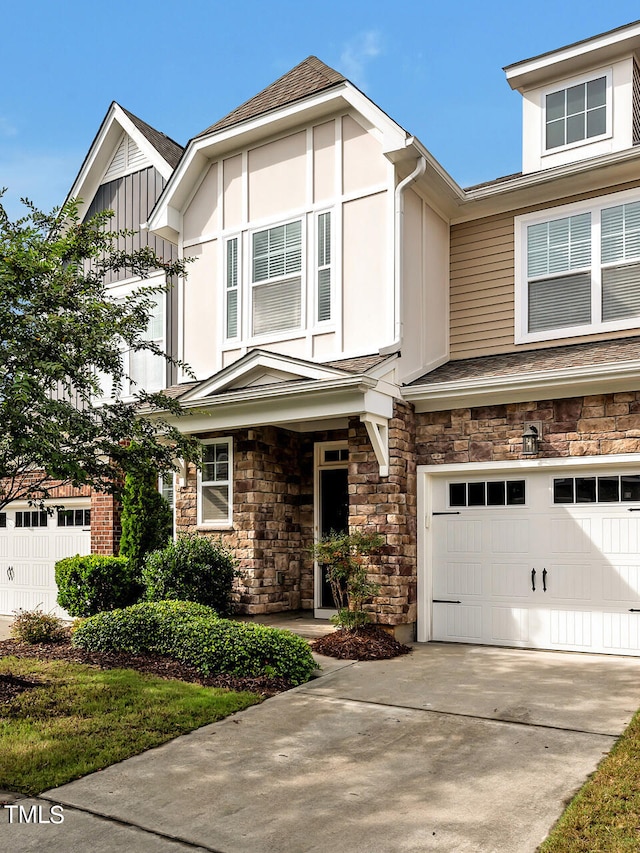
[[147, 82, 409, 240], [179, 350, 349, 402], [67, 103, 175, 222]]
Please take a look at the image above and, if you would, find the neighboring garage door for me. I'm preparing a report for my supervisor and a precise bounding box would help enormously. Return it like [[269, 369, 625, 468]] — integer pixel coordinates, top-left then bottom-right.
[[430, 469, 640, 656], [0, 504, 91, 618]]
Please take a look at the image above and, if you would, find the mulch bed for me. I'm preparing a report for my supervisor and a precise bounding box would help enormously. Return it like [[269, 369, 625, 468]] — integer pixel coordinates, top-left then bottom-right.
[[0, 638, 294, 701], [311, 624, 412, 660]]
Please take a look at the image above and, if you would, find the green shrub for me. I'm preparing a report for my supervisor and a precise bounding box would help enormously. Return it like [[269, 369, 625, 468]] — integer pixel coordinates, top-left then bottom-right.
[[55, 555, 141, 618], [10, 608, 67, 644], [72, 600, 316, 685], [119, 454, 173, 575], [72, 600, 218, 653], [142, 535, 239, 615]]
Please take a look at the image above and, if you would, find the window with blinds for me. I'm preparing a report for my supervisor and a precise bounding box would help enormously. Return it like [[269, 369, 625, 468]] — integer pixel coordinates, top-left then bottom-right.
[[252, 221, 302, 336], [226, 238, 239, 339], [526, 214, 591, 333], [317, 212, 331, 322], [519, 193, 640, 341], [198, 439, 232, 526]]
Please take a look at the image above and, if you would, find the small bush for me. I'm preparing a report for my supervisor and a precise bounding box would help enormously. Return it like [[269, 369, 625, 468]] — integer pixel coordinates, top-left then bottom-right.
[[72, 600, 218, 653], [10, 608, 66, 644], [72, 601, 316, 685], [142, 535, 239, 615], [55, 555, 142, 618]]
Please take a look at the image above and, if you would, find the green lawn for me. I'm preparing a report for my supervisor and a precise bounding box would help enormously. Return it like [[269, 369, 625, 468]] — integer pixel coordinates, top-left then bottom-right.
[[540, 707, 640, 852], [0, 656, 260, 795]]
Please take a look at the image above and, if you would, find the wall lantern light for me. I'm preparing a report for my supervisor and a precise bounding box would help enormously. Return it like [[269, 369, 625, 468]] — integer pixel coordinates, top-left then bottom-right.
[[522, 422, 541, 456]]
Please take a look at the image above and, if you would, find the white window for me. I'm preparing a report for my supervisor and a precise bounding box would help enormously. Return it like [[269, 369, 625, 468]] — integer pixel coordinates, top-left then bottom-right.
[[198, 438, 232, 527], [127, 291, 165, 394], [317, 212, 331, 322], [158, 473, 174, 510], [516, 189, 640, 343], [251, 220, 302, 336], [544, 72, 610, 153], [225, 237, 239, 340]]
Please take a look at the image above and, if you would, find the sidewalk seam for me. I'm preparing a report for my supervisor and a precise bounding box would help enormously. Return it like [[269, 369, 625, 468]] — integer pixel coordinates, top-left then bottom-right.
[[36, 797, 226, 853]]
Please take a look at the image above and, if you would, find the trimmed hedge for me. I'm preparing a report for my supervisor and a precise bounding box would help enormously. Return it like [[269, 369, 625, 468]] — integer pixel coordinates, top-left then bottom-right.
[[55, 555, 141, 617], [72, 600, 316, 685], [143, 535, 238, 616]]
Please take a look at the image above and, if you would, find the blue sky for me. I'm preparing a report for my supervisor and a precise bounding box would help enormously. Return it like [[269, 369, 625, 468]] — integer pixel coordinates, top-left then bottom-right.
[[2, 1, 640, 219]]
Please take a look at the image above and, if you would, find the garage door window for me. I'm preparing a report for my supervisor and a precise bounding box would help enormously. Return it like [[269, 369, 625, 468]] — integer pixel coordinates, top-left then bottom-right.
[[449, 480, 526, 508], [553, 474, 640, 503], [57, 509, 91, 527], [15, 511, 48, 528], [0, 514, 5, 528]]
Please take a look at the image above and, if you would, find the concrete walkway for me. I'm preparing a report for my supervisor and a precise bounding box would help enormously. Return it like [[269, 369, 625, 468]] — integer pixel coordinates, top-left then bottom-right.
[[4, 637, 640, 852]]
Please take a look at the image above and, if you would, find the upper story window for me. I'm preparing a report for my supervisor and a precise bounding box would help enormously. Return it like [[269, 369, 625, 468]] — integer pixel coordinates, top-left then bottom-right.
[[543, 71, 611, 154], [545, 76, 607, 150], [516, 189, 640, 343], [224, 212, 332, 343]]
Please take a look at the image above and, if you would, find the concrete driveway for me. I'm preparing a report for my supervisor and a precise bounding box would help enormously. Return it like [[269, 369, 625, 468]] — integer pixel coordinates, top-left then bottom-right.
[[4, 642, 640, 853]]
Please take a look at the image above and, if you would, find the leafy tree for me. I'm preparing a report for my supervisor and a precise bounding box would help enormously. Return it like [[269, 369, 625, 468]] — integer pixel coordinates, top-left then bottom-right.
[[119, 451, 173, 575], [311, 531, 385, 629], [0, 196, 200, 509]]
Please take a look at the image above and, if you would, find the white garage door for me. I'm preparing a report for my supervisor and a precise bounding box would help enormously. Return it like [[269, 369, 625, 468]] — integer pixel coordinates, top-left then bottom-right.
[[430, 469, 640, 655], [0, 504, 91, 619]]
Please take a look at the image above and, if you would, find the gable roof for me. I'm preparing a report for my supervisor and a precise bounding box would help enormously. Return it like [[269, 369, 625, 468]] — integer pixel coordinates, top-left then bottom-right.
[[195, 56, 346, 138], [119, 105, 184, 169]]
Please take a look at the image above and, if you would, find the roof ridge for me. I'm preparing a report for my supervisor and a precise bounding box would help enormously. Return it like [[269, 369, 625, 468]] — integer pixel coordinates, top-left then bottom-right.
[[195, 55, 346, 138], [117, 104, 184, 169]]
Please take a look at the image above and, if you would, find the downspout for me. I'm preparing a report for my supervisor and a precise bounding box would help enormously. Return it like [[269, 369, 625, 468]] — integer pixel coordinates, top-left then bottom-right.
[[379, 144, 427, 356]]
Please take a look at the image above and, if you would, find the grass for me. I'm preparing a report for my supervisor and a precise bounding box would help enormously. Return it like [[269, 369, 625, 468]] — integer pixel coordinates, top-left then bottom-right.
[[539, 707, 640, 852], [0, 656, 260, 796]]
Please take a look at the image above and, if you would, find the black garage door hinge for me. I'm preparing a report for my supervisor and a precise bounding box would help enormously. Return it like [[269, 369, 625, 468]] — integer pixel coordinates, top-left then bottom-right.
[[432, 511, 461, 516], [433, 599, 462, 604]]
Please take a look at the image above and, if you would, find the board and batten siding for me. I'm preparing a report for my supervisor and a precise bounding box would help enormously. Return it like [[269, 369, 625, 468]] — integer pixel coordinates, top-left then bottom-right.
[[450, 179, 640, 360], [85, 166, 178, 285]]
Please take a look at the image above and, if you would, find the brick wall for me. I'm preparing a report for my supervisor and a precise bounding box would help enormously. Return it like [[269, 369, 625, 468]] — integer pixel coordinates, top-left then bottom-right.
[[415, 392, 640, 465], [348, 401, 417, 630], [90, 492, 122, 555]]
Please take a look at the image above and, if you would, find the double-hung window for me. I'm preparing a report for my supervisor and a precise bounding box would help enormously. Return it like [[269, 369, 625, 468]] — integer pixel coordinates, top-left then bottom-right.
[[251, 220, 302, 336], [198, 438, 232, 527], [317, 212, 332, 322], [517, 190, 640, 342]]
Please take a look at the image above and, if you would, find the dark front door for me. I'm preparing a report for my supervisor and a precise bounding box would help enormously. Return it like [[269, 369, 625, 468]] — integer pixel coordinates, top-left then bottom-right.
[[319, 467, 349, 609]]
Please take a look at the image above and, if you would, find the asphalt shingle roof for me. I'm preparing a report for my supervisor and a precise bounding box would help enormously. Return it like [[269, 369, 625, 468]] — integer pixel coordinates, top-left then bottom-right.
[[196, 56, 346, 138], [119, 105, 184, 169]]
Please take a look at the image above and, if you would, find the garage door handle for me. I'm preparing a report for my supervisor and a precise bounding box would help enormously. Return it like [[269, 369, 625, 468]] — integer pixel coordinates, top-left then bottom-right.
[[542, 568, 547, 592], [7, 565, 14, 581], [630, 609, 640, 613], [531, 568, 536, 591]]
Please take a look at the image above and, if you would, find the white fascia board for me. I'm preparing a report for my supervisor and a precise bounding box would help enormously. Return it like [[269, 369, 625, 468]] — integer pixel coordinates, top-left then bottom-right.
[[69, 104, 175, 221], [418, 452, 640, 477], [157, 377, 384, 433], [180, 351, 349, 401], [453, 145, 640, 224], [149, 83, 410, 233], [404, 359, 640, 412], [505, 21, 640, 91]]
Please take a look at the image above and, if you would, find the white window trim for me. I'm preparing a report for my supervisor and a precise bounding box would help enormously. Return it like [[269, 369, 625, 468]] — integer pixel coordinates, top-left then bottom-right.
[[197, 437, 233, 528], [541, 67, 613, 158], [249, 216, 306, 340], [94, 272, 167, 401], [515, 186, 640, 344], [315, 209, 333, 325]]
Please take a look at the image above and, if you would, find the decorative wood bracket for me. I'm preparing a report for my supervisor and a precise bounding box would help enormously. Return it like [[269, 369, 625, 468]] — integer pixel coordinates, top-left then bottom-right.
[[360, 415, 389, 477], [175, 458, 187, 487]]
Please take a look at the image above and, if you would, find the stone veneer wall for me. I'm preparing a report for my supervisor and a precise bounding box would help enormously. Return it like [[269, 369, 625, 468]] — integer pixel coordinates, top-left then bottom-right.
[[176, 425, 346, 615], [415, 392, 640, 465], [348, 401, 417, 631]]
